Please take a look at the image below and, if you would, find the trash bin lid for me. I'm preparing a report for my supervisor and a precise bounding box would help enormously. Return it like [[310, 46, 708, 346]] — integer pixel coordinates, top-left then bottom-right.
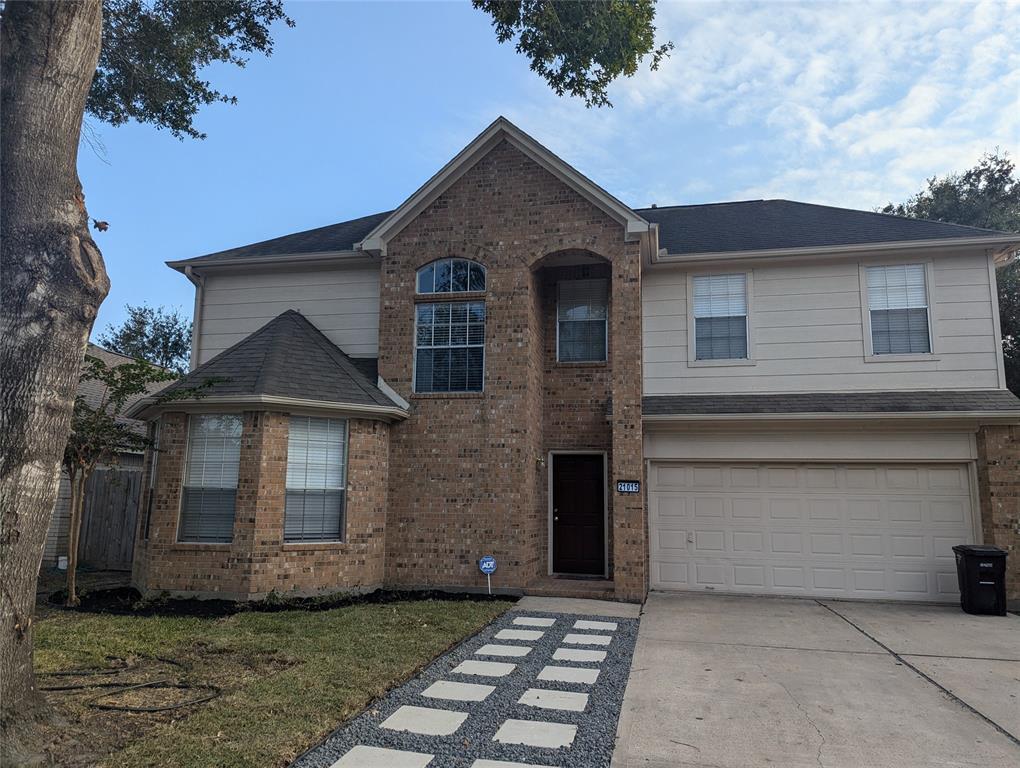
[[952, 544, 1007, 557]]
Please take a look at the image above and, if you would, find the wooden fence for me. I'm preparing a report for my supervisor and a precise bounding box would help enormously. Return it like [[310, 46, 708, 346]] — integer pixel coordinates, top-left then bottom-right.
[[78, 468, 141, 570]]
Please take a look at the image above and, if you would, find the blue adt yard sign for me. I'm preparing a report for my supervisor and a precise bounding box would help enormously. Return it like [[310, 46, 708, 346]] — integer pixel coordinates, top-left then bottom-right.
[[479, 555, 497, 595]]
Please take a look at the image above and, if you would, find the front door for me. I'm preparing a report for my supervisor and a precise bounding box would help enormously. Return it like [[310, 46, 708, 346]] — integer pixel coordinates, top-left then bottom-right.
[[552, 453, 605, 575]]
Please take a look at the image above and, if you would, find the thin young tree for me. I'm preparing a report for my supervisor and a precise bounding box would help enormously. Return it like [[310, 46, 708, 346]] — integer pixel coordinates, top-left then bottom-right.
[[62, 355, 174, 607]]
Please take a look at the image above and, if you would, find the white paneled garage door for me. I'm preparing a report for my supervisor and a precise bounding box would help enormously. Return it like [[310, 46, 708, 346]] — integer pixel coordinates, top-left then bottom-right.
[[648, 462, 975, 601]]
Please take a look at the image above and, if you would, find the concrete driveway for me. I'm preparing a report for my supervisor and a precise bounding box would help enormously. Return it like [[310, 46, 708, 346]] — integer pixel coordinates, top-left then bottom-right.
[[613, 593, 1020, 768]]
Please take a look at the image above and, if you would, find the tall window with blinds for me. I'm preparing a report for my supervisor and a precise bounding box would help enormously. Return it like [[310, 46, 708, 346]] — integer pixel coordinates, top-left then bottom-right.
[[693, 274, 748, 360], [179, 414, 241, 543], [557, 279, 608, 362], [285, 416, 348, 542], [867, 264, 931, 355]]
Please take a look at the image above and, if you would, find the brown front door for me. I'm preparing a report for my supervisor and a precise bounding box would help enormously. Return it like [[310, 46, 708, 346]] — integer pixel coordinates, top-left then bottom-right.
[[552, 454, 605, 575]]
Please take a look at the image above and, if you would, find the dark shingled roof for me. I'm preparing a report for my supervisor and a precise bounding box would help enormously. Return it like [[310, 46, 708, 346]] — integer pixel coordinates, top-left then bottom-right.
[[156, 310, 400, 410], [643, 390, 1020, 417], [637, 199, 1012, 254], [174, 210, 393, 266], [173, 199, 1014, 267]]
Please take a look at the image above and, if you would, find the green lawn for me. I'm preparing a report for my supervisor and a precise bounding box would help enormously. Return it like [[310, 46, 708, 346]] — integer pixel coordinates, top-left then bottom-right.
[[34, 599, 508, 767]]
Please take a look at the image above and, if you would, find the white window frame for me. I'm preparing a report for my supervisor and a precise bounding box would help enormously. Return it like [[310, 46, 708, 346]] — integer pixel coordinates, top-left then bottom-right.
[[177, 413, 242, 544], [556, 278, 609, 363], [415, 257, 486, 295], [859, 260, 939, 362], [412, 300, 487, 394], [686, 270, 756, 367], [284, 416, 348, 544]]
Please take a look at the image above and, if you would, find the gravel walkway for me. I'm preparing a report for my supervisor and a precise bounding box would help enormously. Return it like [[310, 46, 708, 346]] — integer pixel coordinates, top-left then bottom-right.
[[292, 606, 639, 768]]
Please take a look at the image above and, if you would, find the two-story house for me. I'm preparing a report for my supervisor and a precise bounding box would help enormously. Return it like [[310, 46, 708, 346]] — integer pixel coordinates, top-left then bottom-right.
[[128, 117, 1020, 605]]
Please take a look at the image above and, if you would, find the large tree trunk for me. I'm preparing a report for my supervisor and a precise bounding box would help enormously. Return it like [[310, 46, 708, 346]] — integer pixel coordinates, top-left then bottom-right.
[[0, 1, 107, 761]]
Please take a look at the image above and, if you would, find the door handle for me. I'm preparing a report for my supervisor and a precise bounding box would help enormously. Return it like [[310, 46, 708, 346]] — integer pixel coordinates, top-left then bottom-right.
[[554, 516, 559, 521]]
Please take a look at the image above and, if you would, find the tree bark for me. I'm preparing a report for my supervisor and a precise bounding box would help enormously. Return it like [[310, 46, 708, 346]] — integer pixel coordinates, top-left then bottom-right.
[[1, 1, 107, 760]]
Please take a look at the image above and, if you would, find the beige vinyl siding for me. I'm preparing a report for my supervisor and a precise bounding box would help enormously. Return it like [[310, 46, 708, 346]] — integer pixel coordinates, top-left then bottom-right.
[[642, 251, 1002, 395], [196, 262, 381, 365]]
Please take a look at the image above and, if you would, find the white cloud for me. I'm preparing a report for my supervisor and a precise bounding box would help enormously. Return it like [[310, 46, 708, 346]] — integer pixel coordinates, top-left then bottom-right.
[[479, 0, 1020, 210]]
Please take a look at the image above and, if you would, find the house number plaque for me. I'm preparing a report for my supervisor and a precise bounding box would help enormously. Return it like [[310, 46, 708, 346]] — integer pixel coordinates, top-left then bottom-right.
[[616, 480, 641, 494]]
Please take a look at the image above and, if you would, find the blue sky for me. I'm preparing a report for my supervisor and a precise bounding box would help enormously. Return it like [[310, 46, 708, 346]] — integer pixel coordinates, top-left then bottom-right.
[[82, 0, 1019, 336]]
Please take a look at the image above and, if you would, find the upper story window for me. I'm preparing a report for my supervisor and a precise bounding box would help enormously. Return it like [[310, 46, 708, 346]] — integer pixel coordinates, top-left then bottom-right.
[[415, 302, 486, 392], [179, 414, 241, 543], [285, 416, 348, 542], [417, 258, 486, 294], [866, 264, 931, 355], [557, 279, 608, 362], [693, 274, 748, 360]]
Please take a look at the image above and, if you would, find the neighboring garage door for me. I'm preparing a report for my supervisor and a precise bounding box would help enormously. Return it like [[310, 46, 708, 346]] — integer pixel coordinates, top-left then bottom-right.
[[648, 462, 975, 601]]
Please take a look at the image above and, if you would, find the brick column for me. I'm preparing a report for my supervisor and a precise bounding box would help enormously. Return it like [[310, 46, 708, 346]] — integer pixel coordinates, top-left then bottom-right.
[[976, 424, 1020, 604], [610, 245, 647, 602]]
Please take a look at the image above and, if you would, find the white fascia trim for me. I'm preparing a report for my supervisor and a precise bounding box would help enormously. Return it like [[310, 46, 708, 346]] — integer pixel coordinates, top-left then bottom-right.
[[376, 376, 410, 410], [167, 250, 371, 273], [653, 235, 1020, 265], [642, 411, 1020, 424], [356, 116, 649, 255], [129, 394, 408, 422]]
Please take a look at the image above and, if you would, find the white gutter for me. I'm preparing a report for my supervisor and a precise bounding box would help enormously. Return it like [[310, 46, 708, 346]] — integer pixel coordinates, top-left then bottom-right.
[[183, 265, 204, 370], [167, 250, 372, 273], [642, 410, 1020, 424], [127, 394, 409, 422], [652, 235, 1020, 265]]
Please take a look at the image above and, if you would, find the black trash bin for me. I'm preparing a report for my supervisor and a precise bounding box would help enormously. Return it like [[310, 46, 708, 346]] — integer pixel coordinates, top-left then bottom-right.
[[952, 545, 1008, 616]]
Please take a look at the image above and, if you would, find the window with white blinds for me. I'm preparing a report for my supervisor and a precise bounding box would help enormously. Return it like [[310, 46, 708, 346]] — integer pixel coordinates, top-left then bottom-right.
[[866, 264, 931, 355], [179, 414, 241, 543], [285, 417, 348, 542], [414, 301, 486, 392], [558, 279, 608, 362], [693, 274, 748, 360]]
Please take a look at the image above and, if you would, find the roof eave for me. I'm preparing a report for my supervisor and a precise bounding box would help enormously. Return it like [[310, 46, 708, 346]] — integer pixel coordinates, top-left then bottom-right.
[[652, 235, 1020, 265], [355, 116, 649, 256], [126, 394, 409, 423], [167, 250, 371, 274], [642, 410, 1020, 425]]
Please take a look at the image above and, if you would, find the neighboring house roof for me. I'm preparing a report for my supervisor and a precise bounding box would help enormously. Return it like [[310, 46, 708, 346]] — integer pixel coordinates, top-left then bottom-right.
[[638, 199, 1015, 255], [642, 390, 1020, 420], [129, 311, 406, 420], [81, 343, 174, 440]]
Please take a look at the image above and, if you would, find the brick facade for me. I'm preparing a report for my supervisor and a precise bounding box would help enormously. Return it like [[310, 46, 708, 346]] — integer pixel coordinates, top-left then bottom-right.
[[976, 424, 1020, 605], [134, 412, 390, 599], [377, 139, 644, 599]]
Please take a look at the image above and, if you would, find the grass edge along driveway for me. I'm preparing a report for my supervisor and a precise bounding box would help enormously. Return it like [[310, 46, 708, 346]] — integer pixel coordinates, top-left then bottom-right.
[[35, 598, 509, 768]]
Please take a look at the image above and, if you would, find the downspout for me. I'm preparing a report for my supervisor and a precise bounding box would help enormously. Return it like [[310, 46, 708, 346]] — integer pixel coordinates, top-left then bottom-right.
[[184, 266, 205, 371]]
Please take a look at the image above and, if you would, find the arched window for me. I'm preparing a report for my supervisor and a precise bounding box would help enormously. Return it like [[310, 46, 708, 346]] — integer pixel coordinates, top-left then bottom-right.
[[414, 259, 486, 393], [416, 258, 486, 294]]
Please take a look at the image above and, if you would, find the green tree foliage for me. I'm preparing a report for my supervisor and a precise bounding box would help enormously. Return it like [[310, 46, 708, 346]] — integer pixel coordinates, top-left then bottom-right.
[[474, 0, 672, 107], [88, 0, 293, 139], [97, 304, 192, 374], [62, 354, 175, 605], [882, 151, 1020, 396]]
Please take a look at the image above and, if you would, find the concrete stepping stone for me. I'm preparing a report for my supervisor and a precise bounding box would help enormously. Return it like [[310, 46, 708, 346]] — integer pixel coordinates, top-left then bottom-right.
[[421, 680, 496, 702], [331, 744, 434, 767], [495, 628, 544, 641], [573, 619, 617, 631], [451, 659, 516, 677], [519, 687, 589, 712], [562, 633, 612, 646], [380, 705, 468, 736], [553, 647, 607, 663], [512, 616, 556, 627], [493, 718, 577, 748], [475, 643, 532, 657], [538, 665, 600, 684], [471, 760, 560, 768]]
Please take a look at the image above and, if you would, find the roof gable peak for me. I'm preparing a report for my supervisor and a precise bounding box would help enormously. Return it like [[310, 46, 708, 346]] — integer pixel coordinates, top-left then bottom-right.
[[356, 116, 649, 254]]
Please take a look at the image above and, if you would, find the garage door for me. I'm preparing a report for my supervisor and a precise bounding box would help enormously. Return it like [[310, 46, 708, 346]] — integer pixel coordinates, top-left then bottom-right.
[[648, 462, 975, 601]]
